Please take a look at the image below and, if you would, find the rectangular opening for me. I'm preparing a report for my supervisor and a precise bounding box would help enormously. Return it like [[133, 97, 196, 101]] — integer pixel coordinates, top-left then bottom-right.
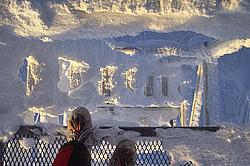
[[161, 76, 168, 96], [123, 67, 137, 91], [69, 70, 82, 89], [144, 75, 153, 96], [98, 66, 117, 96], [102, 68, 111, 96], [58, 57, 89, 91]]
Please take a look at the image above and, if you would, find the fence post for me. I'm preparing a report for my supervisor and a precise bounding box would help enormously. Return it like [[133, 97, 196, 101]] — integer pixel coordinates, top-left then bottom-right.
[[0, 141, 3, 166]]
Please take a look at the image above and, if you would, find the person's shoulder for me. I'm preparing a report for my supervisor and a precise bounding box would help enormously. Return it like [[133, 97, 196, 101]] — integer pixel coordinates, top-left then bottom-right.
[[53, 140, 91, 166], [53, 141, 77, 166]]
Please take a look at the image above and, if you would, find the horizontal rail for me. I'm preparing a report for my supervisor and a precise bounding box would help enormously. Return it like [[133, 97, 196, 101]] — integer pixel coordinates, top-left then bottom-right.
[[103, 126, 220, 137], [17, 125, 220, 137], [97, 105, 179, 109]]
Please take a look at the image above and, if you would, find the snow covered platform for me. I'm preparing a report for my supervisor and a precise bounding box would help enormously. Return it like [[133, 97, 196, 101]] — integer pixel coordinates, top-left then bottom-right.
[[0, 126, 220, 166]]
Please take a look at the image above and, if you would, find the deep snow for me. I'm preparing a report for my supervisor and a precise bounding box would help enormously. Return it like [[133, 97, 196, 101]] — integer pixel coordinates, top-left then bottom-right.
[[1, 0, 250, 165]]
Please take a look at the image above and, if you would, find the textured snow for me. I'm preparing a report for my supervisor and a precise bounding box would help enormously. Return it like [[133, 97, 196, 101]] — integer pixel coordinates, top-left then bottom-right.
[[156, 123, 250, 165], [208, 39, 250, 58], [1, 27, 250, 131], [0, 30, 211, 130], [1, 0, 250, 40], [0, 1, 250, 165]]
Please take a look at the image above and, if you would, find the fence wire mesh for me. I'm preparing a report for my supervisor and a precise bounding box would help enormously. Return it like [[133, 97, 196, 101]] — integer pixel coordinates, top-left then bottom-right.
[[2, 133, 173, 166], [1, 126, 198, 166]]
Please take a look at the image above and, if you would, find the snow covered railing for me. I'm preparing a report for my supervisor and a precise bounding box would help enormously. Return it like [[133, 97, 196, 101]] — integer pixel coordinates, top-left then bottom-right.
[[0, 126, 219, 165], [101, 126, 220, 137], [97, 105, 178, 110]]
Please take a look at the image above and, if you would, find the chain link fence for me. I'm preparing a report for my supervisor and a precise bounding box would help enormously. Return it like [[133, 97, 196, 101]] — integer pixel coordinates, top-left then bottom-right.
[[1, 126, 216, 166], [2, 134, 171, 166]]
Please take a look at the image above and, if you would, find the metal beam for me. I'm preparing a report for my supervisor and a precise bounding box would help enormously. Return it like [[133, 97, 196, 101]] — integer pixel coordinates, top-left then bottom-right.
[[13, 125, 220, 138], [100, 126, 220, 137]]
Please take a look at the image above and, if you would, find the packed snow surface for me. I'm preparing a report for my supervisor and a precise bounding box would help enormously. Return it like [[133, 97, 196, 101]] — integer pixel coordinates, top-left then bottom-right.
[[156, 123, 250, 165]]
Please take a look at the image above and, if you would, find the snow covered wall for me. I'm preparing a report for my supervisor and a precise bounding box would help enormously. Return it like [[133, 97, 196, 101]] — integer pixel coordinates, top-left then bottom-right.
[[1, 28, 213, 132]]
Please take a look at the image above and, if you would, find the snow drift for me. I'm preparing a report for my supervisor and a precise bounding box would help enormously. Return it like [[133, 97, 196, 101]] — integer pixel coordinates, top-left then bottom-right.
[[0, 1, 250, 165], [1, 0, 250, 40]]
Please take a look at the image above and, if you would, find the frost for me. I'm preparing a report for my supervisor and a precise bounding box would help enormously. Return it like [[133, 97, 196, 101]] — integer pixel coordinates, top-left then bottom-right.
[[25, 56, 42, 96], [117, 48, 137, 56], [154, 47, 179, 56], [7, 0, 47, 37], [28, 107, 58, 118], [109, 45, 138, 56], [221, 0, 242, 11], [189, 64, 203, 126], [98, 66, 118, 96], [104, 97, 120, 105], [70, 0, 218, 16], [58, 57, 89, 91], [39, 36, 53, 43], [179, 100, 189, 127], [122, 67, 137, 91], [28, 106, 59, 124]]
